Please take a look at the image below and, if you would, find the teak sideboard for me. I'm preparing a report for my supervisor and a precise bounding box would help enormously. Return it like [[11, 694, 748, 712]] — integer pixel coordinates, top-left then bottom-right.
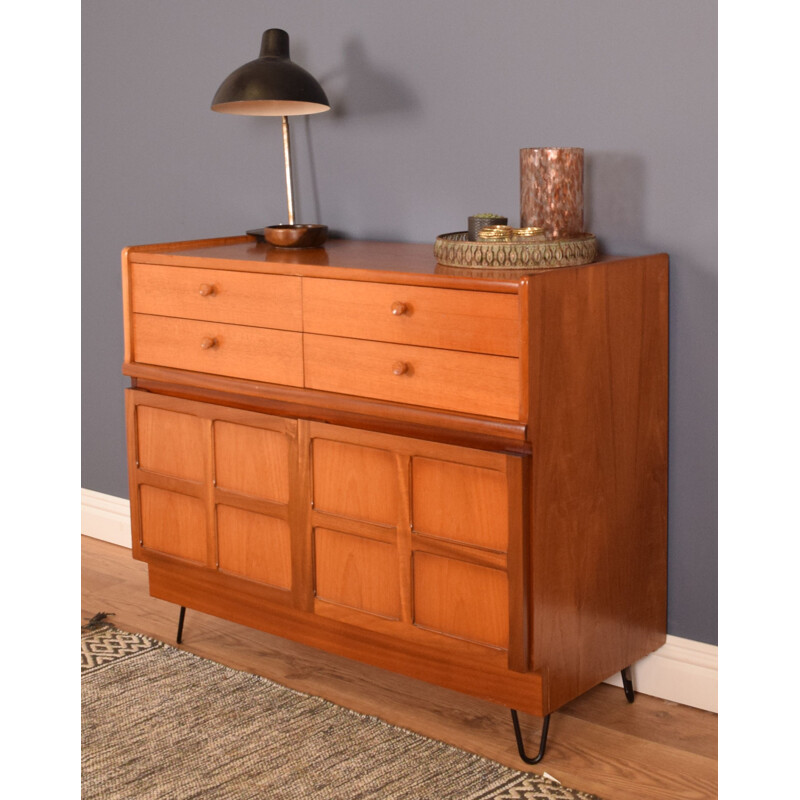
[[121, 235, 668, 757]]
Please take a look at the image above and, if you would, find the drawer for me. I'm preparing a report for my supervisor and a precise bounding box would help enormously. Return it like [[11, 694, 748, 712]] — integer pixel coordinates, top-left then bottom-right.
[[132, 313, 304, 386], [131, 263, 302, 330], [303, 278, 520, 357], [304, 334, 519, 419]]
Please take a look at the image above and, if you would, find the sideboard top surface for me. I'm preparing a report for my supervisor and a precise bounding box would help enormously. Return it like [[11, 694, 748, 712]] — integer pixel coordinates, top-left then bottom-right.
[[123, 235, 651, 291]]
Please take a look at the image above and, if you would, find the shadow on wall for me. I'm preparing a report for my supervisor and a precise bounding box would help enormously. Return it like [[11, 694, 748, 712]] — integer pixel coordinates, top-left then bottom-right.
[[300, 116, 324, 227], [296, 37, 419, 230], [585, 152, 645, 255], [318, 37, 419, 118]]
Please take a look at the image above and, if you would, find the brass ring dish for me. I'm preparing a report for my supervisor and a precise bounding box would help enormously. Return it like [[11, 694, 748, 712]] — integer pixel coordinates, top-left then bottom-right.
[[434, 231, 597, 270]]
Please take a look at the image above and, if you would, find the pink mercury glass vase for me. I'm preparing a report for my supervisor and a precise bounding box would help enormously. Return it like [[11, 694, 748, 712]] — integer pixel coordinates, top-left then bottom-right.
[[520, 147, 584, 239]]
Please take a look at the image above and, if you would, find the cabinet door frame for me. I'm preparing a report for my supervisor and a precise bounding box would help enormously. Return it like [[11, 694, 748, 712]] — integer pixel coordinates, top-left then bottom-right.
[[126, 389, 310, 608], [304, 420, 530, 672]]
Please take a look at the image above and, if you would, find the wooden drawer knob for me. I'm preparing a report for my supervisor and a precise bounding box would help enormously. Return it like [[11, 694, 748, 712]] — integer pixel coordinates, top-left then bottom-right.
[[199, 283, 216, 297], [392, 361, 409, 376], [391, 301, 408, 316], [200, 337, 218, 350]]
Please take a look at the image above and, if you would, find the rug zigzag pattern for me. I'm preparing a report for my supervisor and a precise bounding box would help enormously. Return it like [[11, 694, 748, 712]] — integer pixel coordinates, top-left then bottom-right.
[[81, 624, 600, 800], [81, 624, 161, 673]]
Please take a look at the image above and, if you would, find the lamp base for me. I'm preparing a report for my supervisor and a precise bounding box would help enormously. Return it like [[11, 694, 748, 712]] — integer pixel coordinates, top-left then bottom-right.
[[248, 224, 328, 249]]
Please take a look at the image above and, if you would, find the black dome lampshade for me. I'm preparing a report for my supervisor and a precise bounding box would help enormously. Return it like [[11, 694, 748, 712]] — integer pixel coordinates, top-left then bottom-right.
[[211, 29, 331, 243], [211, 29, 329, 116]]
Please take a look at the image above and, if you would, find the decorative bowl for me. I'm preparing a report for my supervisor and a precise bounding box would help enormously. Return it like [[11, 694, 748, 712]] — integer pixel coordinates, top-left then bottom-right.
[[434, 231, 597, 270], [264, 224, 328, 248]]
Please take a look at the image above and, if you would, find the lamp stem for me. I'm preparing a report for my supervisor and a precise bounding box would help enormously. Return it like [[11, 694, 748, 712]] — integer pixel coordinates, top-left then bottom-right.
[[281, 116, 295, 225]]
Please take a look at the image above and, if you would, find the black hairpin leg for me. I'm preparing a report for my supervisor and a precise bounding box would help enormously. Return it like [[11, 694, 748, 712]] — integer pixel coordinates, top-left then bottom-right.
[[176, 606, 187, 644], [510, 710, 550, 765], [621, 666, 635, 703]]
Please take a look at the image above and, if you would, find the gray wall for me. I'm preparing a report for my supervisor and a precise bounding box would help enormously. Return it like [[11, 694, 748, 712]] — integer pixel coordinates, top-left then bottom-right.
[[82, 0, 717, 645]]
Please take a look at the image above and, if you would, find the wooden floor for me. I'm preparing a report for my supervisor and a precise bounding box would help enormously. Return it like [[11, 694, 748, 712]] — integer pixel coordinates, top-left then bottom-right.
[[82, 535, 717, 800]]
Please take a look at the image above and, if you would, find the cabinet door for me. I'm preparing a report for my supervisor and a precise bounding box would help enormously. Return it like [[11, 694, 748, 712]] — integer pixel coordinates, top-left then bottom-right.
[[307, 422, 529, 671], [126, 390, 304, 603], [131, 400, 211, 565]]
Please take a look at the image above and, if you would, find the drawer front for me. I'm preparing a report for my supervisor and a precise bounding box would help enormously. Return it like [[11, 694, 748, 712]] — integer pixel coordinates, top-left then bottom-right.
[[131, 263, 302, 330], [303, 278, 520, 357], [132, 313, 304, 386], [304, 334, 519, 419]]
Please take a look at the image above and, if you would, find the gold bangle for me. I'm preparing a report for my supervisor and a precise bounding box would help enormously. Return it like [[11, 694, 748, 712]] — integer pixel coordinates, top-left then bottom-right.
[[513, 226, 546, 239]]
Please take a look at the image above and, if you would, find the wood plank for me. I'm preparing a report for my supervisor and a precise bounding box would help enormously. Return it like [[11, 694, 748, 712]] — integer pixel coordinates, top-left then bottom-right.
[[82, 536, 717, 800]]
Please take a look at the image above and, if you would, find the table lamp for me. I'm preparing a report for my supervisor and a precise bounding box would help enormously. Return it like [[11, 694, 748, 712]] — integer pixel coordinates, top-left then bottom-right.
[[211, 28, 331, 247]]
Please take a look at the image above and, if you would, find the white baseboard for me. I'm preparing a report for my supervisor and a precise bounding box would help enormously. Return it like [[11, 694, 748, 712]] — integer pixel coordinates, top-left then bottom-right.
[[81, 488, 717, 714], [81, 488, 132, 548], [604, 635, 717, 713]]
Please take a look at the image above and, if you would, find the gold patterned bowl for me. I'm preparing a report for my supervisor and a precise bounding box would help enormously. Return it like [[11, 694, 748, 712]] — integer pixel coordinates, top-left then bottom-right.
[[434, 231, 597, 270]]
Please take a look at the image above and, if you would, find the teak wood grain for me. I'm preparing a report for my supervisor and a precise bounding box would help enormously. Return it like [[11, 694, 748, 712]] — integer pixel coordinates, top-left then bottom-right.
[[306, 422, 523, 664], [130, 262, 303, 330], [124, 237, 522, 289], [411, 456, 510, 552], [121, 237, 669, 731], [412, 551, 509, 649], [126, 367, 530, 451], [213, 420, 292, 502], [131, 313, 305, 387], [82, 536, 718, 800], [302, 277, 521, 356], [525, 257, 669, 706], [216, 505, 292, 589], [303, 333, 520, 419]]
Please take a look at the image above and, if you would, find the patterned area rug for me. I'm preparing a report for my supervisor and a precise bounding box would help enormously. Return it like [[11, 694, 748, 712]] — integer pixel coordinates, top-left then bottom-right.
[[82, 624, 600, 800]]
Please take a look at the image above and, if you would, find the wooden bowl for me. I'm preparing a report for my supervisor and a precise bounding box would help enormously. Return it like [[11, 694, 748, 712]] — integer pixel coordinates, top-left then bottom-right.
[[263, 224, 328, 248]]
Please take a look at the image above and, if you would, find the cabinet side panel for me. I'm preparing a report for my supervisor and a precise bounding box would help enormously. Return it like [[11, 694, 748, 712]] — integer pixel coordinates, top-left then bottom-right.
[[528, 256, 669, 711]]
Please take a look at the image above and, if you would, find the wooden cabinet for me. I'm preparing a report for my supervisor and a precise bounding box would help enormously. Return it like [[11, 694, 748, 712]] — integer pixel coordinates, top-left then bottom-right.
[[122, 236, 669, 721]]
